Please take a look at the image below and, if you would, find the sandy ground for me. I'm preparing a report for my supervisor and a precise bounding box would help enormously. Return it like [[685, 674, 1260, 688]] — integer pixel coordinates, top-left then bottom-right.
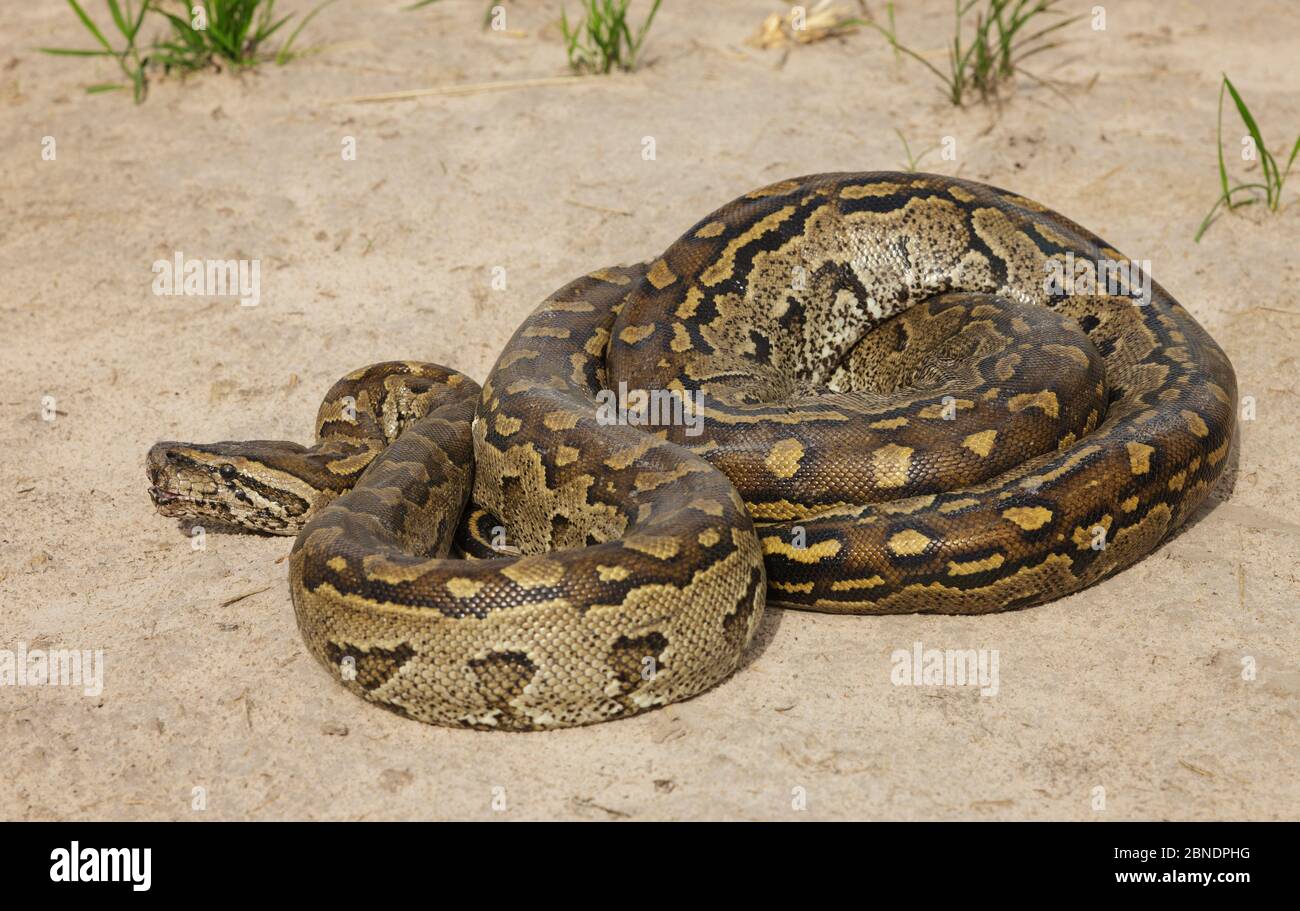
[[2, 0, 1297, 821]]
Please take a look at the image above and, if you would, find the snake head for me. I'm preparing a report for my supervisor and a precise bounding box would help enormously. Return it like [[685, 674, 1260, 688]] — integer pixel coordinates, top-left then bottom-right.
[[146, 440, 319, 535]]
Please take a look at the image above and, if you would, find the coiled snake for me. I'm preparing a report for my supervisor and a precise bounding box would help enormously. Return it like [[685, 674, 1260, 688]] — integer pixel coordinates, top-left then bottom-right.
[[147, 173, 1237, 730]]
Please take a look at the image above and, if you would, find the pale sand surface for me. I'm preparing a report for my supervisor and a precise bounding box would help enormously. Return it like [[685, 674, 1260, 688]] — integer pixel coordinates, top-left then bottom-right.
[[2, 0, 1297, 820]]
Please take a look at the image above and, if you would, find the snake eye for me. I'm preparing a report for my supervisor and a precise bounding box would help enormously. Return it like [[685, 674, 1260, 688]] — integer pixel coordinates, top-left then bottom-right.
[[218, 464, 237, 480]]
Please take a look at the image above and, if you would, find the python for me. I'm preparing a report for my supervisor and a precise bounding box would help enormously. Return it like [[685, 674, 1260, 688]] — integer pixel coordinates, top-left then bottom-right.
[[146, 173, 1236, 730]]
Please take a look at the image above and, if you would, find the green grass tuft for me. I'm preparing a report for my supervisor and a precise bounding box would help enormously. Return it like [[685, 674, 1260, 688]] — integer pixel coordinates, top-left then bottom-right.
[[40, 0, 151, 102], [152, 0, 336, 72], [561, 0, 662, 75], [869, 0, 1081, 107], [41, 0, 335, 102], [1195, 74, 1300, 242]]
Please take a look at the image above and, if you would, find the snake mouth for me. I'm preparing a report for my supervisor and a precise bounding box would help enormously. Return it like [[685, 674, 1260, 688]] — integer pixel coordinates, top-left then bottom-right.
[[148, 477, 228, 517], [148, 485, 210, 516], [149, 486, 178, 504]]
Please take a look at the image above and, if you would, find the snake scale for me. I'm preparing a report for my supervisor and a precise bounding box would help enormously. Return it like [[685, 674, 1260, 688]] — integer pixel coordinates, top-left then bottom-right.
[[147, 172, 1237, 730]]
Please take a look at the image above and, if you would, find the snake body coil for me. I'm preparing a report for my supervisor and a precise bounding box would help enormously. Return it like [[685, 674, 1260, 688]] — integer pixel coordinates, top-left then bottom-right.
[[147, 173, 1237, 730]]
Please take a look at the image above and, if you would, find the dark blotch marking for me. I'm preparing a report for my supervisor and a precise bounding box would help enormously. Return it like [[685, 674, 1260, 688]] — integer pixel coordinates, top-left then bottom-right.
[[892, 320, 910, 352], [468, 650, 538, 721], [724, 566, 764, 653], [325, 640, 416, 692], [777, 294, 806, 332], [609, 632, 669, 694]]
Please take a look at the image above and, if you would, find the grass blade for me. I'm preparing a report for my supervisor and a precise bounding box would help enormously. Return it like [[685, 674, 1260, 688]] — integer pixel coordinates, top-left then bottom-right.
[[1223, 75, 1276, 204], [105, 0, 129, 37], [276, 0, 338, 65], [40, 47, 116, 57], [65, 0, 115, 54]]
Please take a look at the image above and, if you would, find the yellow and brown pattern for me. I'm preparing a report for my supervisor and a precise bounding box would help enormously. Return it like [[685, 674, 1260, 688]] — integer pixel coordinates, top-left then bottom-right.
[[146, 172, 1236, 729]]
